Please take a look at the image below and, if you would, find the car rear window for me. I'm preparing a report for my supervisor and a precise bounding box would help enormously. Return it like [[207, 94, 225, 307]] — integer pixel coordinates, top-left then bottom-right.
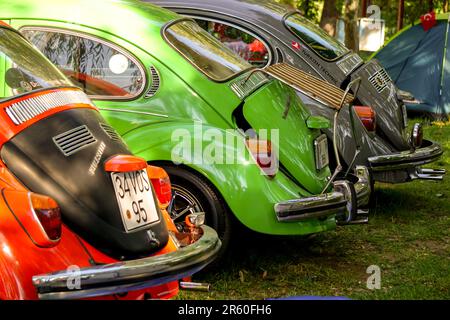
[[0, 27, 72, 99], [164, 19, 252, 82], [284, 13, 349, 60]]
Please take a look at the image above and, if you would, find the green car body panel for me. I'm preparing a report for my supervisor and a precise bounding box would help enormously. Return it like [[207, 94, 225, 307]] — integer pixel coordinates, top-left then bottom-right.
[[1, 0, 336, 235]]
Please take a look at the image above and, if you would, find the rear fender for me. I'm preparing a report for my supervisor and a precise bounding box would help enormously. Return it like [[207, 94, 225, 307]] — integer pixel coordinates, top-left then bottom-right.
[[123, 123, 335, 235]]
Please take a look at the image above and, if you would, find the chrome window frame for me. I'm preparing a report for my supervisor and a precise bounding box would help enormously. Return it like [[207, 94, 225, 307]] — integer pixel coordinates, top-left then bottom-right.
[[20, 26, 148, 101]]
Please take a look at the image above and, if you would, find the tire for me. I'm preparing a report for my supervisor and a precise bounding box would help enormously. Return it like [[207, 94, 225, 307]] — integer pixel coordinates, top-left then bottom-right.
[[162, 165, 233, 262]]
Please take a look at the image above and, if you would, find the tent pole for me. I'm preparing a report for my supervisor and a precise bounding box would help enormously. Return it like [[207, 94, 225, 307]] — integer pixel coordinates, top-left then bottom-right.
[[438, 15, 450, 117]]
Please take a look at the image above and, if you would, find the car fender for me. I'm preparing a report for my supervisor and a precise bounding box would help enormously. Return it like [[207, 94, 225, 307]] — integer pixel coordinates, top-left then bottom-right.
[[0, 195, 35, 300], [123, 123, 335, 235]]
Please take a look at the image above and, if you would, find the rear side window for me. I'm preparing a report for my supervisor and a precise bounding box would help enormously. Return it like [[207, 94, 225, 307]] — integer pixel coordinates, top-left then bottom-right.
[[195, 19, 270, 68], [22, 29, 145, 99], [164, 19, 252, 82], [284, 13, 348, 60]]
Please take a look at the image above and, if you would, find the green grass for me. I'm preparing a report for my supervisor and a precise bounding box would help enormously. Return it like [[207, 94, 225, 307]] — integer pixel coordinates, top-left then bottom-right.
[[180, 119, 450, 300]]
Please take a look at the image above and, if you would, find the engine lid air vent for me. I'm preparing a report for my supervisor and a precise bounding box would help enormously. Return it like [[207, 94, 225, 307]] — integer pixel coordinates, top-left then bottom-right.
[[369, 68, 392, 93], [53, 125, 97, 156], [100, 122, 123, 143]]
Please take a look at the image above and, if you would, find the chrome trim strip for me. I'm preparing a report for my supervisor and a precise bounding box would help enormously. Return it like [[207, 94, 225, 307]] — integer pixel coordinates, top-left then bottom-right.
[[98, 107, 169, 118], [33, 225, 221, 300]]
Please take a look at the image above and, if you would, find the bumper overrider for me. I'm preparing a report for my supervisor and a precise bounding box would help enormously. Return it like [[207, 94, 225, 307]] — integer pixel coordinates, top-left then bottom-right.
[[275, 166, 371, 225], [368, 139, 445, 180], [32, 226, 221, 300]]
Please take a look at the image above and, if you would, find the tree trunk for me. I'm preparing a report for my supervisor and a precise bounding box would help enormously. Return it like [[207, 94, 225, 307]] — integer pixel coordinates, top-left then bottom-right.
[[361, 0, 368, 17], [344, 0, 359, 51], [320, 0, 338, 36], [397, 0, 404, 31]]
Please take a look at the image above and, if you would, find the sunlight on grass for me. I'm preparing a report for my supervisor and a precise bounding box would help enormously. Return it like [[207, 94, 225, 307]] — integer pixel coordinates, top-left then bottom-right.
[[180, 119, 450, 300]]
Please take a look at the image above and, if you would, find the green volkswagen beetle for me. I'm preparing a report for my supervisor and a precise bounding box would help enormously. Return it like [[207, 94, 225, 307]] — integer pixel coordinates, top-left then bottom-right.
[[0, 0, 371, 255]]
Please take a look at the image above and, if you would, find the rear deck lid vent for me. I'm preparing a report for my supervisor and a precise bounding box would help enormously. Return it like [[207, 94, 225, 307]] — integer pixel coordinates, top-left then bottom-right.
[[99, 122, 123, 143], [53, 125, 97, 156], [369, 68, 392, 93]]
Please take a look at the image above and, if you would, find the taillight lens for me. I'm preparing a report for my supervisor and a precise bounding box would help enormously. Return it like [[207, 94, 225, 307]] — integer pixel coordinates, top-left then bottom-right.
[[410, 123, 423, 149], [245, 138, 278, 177], [354, 106, 376, 132], [30, 193, 62, 241], [147, 166, 172, 208]]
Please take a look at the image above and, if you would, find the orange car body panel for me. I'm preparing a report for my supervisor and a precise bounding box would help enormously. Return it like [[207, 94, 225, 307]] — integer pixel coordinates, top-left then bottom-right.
[[0, 164, 180, 299]]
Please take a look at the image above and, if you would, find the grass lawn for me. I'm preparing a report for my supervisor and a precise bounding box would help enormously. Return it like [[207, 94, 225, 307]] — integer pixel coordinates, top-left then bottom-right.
[[180, 119, 450, 300]]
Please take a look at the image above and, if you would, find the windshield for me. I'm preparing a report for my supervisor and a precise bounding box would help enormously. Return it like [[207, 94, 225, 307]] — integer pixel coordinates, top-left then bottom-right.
[[284, 13, 349, 60], [164, 20, 252, 82], [0, 27, 72, 99]]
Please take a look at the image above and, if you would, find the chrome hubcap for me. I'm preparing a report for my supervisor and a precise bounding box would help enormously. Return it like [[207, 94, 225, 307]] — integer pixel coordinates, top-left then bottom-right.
[[168, 184, 204, 224]]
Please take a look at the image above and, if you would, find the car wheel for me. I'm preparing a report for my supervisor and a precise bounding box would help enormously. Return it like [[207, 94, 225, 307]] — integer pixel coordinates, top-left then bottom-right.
[[163, 165, 233, 261]]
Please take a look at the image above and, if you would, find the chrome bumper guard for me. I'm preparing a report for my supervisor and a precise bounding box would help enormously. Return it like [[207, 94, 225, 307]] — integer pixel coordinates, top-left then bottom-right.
[[368, 139, 443, 172], [275, 166, 371, 223], [33, 225, 221, 300], [412, 168, 446, 181]]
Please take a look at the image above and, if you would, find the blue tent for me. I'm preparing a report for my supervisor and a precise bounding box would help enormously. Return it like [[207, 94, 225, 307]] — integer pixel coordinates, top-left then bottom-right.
[[372, 14, 450, 119]]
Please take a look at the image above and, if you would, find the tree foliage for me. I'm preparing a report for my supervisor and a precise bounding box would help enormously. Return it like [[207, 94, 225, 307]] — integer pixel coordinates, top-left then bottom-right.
[[276, 0, 449, 46]]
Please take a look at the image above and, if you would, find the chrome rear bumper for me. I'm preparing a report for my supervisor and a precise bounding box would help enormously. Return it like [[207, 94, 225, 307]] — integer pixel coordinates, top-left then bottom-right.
[[275, 166, 371, 223], [33, 225, 221, 300], [368, 139, 443, 172]]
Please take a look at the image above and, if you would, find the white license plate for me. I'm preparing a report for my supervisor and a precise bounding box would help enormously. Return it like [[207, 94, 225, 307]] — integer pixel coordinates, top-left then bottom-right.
[[111, 169, 159, 232], [314, 134, 329, 170]]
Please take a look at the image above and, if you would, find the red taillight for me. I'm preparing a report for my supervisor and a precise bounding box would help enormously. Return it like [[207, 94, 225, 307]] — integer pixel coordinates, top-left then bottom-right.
[[147, 166, 172, 208], [245, 138, 278, 177], [354, 106, 376, 132], [30, 194, 62, 241]]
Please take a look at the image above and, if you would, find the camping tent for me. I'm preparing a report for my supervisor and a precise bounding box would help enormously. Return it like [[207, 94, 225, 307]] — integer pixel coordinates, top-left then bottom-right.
[[372, 13, 450, 119]]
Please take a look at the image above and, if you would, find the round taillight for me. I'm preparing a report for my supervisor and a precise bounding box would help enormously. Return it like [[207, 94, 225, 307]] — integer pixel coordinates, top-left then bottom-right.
[[410, 123, 423, 150], [147, 166, 172, 208]]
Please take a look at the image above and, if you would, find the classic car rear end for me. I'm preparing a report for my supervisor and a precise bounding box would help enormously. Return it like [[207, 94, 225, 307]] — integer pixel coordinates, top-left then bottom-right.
[[0, 21, 220, 300], [0, 0, 371, 258], [150, 0, 445, 184]]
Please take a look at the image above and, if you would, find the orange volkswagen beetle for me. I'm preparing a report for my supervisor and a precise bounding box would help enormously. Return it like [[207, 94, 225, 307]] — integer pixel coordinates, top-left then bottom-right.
[[0, 21, 220, 300]]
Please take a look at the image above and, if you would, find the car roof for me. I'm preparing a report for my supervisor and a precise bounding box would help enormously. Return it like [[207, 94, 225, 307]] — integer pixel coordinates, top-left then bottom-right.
[[148, 0, 295, 31], [0, 0, 179, 46]]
